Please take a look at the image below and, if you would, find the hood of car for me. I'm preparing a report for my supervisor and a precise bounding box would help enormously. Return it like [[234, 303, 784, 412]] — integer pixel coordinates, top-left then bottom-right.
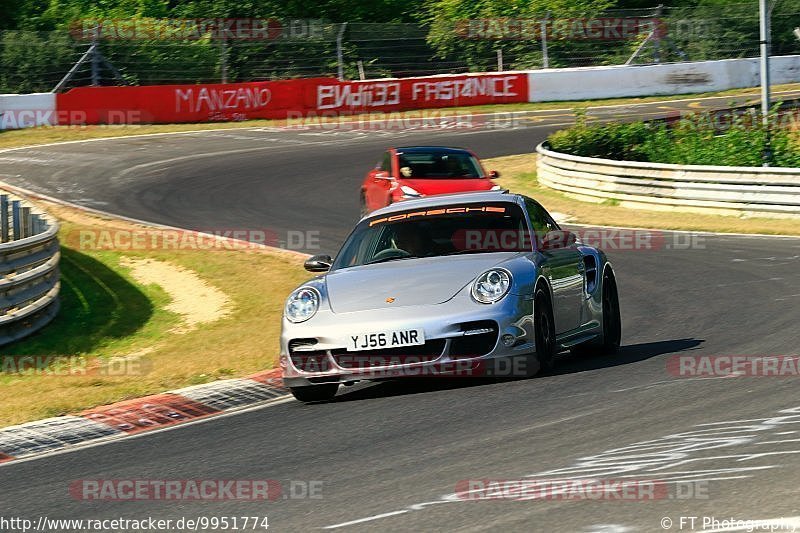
[[401, 178, 494, 196], [325, 253, 516, 313]]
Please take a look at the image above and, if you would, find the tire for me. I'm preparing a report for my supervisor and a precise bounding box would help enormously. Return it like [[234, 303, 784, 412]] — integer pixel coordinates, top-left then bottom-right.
[[572, 271, 621, 356], [534, 287, 557, 372], [600, 272, 621, 354], [290, 384, 339, 403]]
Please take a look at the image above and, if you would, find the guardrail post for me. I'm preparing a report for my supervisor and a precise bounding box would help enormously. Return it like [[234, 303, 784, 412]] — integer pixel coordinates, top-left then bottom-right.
[[22, 207, 32, 238], [11, 200, 21, 241], [0, 195, 8, 243], [31, 214, 41, 236]]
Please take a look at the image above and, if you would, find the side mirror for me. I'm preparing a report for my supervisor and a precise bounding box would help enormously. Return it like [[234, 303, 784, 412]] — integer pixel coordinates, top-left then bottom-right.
[[304, 254, 332, 272], [374, 171, 393, 181], [489, 170, 501, 179], [541, 230, 577, 250]]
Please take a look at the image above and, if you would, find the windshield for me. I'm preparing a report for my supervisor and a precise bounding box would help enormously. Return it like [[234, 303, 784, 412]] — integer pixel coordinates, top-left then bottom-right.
[[332, 202, 530, 269], [396, 150, 483, 179]]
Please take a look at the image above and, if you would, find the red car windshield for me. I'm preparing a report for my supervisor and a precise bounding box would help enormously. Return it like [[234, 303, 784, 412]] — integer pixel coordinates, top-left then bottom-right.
[[396, 151, 483, 179]]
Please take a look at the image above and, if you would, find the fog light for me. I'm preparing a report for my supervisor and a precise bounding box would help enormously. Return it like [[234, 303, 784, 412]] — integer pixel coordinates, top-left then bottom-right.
[[501, 334, 515, 347]]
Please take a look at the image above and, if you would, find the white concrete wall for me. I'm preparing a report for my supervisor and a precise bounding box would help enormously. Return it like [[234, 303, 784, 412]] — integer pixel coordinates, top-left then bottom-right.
[[527, 55, 800, 102], [0, 93, 56, 130]]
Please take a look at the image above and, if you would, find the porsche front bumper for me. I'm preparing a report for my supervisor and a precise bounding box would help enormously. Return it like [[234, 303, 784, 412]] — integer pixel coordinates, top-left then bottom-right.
[[280, 291, 537, 387]]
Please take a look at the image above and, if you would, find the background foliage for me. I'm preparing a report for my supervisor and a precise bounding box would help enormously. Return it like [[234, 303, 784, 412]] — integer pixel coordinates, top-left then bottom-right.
[[3, 1, 800, 92], [548, 109, 800, 167]]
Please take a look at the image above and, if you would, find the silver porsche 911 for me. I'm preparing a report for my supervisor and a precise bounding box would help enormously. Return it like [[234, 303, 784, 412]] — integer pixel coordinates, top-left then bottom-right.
[[280, 191, 621, 403]]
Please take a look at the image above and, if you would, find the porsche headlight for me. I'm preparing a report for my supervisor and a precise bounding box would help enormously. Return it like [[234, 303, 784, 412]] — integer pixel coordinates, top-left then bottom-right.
[[285, 287, 320, 323], [471, 269, 512, 304]]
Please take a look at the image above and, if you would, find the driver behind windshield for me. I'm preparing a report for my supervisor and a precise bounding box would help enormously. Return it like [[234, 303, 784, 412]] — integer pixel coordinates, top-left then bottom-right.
[[331, 202, 528, 270], [391, 223, 436, 257], [443, 155, 465, 177]]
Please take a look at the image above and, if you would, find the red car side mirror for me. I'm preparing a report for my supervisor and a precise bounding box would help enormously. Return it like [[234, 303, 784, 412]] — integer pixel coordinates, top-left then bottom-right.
[[489, 170, 501, 179]]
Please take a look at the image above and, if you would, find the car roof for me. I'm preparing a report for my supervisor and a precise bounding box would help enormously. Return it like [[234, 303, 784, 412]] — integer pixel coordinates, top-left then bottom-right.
[[366, 191, 523, 219], [394, 146, 471, 155]]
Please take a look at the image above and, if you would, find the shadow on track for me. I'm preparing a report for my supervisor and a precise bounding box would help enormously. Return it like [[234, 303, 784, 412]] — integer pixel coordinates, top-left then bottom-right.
[[332, 337, 704, 403], [549, 338, 705, 377]]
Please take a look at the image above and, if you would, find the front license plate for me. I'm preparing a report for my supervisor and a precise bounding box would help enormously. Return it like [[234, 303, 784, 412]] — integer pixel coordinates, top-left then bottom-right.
[[347, 329, 425, 351]]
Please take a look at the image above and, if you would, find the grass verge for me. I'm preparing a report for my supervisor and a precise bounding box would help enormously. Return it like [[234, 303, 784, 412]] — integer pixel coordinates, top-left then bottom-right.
[[489, 153, 800, 236], [1, 83, 799, 150], [0, 201, 308, 426]]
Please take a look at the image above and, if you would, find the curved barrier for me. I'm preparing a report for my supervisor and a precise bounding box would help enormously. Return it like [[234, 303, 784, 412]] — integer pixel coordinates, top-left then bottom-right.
[[536, 143, 800, 218], [0, 192, 60, 346]]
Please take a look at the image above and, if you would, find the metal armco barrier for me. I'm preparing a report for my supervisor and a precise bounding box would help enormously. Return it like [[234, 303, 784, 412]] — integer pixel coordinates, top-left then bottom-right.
[[536, 143, 800, 218], [0, 192, 60, 346]]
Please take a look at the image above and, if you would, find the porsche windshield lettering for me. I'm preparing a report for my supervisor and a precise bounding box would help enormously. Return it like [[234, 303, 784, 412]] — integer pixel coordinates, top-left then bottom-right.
[[334, 202, 527, 269]]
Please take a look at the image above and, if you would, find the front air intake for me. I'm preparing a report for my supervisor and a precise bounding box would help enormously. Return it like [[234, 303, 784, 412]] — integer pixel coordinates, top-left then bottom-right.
[[450, 320, 499, 358]]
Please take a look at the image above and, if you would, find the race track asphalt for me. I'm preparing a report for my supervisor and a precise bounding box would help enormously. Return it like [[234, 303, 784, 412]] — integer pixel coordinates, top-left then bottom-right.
[[1, 93, 800, 532]]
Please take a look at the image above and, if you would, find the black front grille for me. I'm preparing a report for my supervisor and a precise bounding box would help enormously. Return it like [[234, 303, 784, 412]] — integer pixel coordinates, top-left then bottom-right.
[[450, 321, 499, 358], [331, 340, 446, 369], [288, 338, 330, 372]]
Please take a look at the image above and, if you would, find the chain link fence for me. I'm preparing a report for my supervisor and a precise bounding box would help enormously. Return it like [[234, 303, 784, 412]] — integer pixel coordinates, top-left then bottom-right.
[[2, 5, 800, 93]]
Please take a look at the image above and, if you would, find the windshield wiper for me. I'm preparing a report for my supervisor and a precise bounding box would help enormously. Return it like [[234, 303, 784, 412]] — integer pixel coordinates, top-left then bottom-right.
[[364, 255, 418, 265], [443, 249, 500, 256]]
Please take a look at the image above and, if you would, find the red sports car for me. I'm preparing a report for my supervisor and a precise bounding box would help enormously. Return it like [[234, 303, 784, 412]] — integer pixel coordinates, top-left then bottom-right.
[[359, 146, 501, 216]]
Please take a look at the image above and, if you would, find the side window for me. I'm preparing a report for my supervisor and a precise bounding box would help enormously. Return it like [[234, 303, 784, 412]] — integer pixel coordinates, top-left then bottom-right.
[[380, 152, 392, 173], [524, 199, 559, 245]]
